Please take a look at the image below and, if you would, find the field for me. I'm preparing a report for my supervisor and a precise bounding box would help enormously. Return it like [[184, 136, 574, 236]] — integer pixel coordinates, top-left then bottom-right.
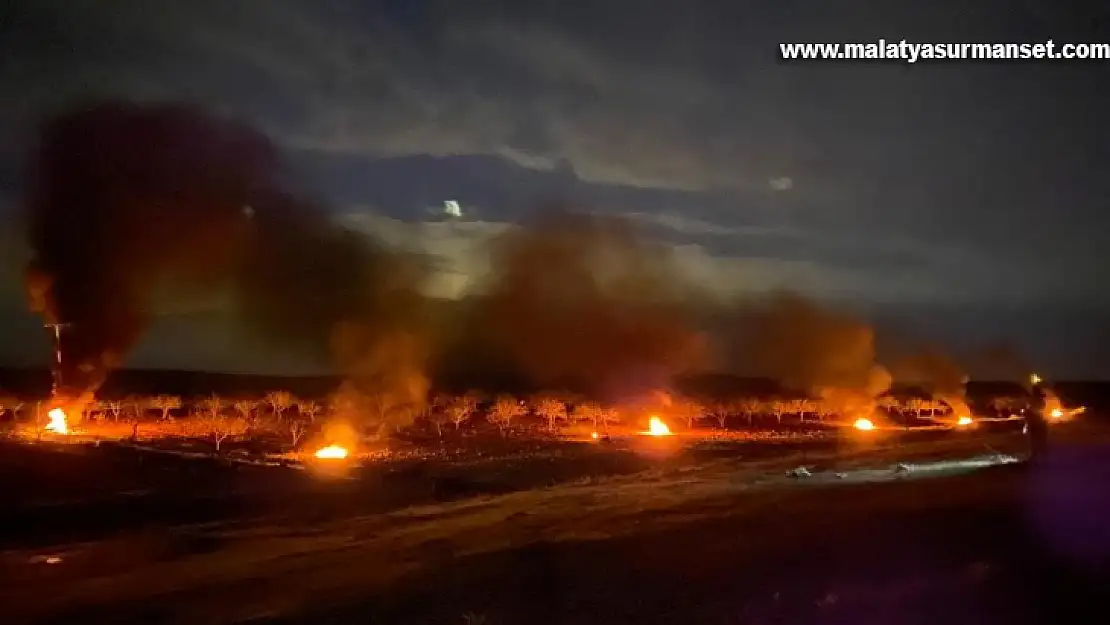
[[0, 370, 1106, 624]]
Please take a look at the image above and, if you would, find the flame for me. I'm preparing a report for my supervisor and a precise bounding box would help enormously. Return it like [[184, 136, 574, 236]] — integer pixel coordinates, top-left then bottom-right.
[[853, 417, 875, 431], [644, 415, 671, 436], [590, 431, 599, 439], [45, 408, 68, 434], [956, 415, 974, 427], [1050, 408, 1063, 419], [314, 444, 349, 460]]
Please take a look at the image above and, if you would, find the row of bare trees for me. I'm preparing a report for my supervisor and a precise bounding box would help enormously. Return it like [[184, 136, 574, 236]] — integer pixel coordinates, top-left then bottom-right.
[[2, 389, 1036, 449]]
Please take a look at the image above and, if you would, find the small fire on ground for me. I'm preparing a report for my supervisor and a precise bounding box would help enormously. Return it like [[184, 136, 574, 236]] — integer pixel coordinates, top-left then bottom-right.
[[45, 408, 68, 435], [853, 417, 875, 431], [314, 444, 349, 460], [956, 415, 974, 427], [642, 416, 672, 436]]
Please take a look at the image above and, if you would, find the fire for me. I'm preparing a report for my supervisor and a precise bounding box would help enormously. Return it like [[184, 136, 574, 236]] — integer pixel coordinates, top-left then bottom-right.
[[1030, 373, 1042, 386], [45, 408, 68, 434], [853, 417, 875, 431], [314, 444, 349, 460], [1050, 408, 1063, 419], [645, 415, 671, 436], [591, 431, 599, 439], [956, 415, 974, 427]]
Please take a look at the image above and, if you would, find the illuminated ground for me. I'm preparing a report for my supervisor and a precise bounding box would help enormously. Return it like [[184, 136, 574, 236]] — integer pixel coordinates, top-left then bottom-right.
[[1, 421, 1106, 624]]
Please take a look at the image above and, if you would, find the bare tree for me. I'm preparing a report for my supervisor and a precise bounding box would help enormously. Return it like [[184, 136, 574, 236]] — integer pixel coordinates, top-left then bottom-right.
[[572, 402, 603, 430], [905, 397, 926, 418], [990, 396, 1015, 417], [150, 395, 181, 422], [427, 407, 450, 439], [735, 397, 762, 426], [534, 395, 568, 433], [599, 406, 620, 433], [265, 391, 295, 422], [489, 395, 525, 435], [199, 394, 224, 420], [876, 395, 901, 417], [296, 399, 321, 423], [813, 399, 833, 423], [0, 395, 24, 419], [189, 410, 248, 453], [707, 401, 730, 429], [103, 400, 124, 422], [769, 400, 785, 425], [788, 399, 813, 423], [232, 398, 257, 428], [446, 394, 478, 430], [673, 397, 703, 430], [287, 417, 310, 448]]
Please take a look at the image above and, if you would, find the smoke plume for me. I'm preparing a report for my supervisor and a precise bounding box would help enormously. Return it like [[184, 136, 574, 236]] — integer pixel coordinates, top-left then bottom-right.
[[23, 101, 424, 398], [890, 346, 971, 418], [435, 211, 708, 398], [726, 291, 891, 419]]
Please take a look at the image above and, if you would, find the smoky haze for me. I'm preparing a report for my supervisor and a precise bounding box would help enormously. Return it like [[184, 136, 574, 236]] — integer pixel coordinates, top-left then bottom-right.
[[722, 292, 892, 418], [434, 211, 709, 399], [19, 100, 1036, 407], [23, 101, 423, 398], [889, 346, 971, 417]]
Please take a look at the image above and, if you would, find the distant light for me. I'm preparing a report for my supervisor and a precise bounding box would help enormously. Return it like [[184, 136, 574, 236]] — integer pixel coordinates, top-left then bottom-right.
[[444, 200, 462, 217], [1030, 373, 1042, 385], [769, 176, 794, 191], [242, 205, 255, 218]]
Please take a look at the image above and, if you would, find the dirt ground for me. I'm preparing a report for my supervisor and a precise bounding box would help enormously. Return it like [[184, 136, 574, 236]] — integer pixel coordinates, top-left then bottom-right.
[[1, 421, 1107, 624]]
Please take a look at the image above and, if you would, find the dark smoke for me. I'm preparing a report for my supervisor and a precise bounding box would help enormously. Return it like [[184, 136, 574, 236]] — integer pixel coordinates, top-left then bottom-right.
[[435, 211, 708, 399], [726, 291, 887, 392], [889, 346, 971, 417], [723, 291, 891, 418], [23, 101, 422, 397]]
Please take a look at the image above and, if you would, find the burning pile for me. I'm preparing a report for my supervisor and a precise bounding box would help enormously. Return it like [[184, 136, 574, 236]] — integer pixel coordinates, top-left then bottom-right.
[[45, 407, 68, 434], [853, 417, 875, 431], [644, 415, 672, 436], [314, 445, 349, 460]]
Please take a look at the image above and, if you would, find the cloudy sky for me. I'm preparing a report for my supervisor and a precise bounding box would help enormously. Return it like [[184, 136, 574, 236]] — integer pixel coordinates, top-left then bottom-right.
[[1, 0, 1109, 377]]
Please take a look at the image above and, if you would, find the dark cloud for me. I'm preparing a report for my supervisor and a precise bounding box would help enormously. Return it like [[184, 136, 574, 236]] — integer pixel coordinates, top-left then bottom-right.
[[2, 0, 1109, 375]]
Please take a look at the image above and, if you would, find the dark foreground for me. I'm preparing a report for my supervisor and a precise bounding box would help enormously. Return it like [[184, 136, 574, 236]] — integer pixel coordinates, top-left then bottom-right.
[[3, 427, 1109, 624]]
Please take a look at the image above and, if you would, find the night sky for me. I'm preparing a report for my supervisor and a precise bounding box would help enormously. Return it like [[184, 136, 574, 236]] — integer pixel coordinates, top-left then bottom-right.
[[1, 1, 1109, 377]]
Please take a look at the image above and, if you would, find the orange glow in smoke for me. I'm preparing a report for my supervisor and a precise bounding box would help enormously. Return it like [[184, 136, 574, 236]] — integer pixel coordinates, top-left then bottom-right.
[[45, 408, 68, 434], [314, 445, 349, 460]]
